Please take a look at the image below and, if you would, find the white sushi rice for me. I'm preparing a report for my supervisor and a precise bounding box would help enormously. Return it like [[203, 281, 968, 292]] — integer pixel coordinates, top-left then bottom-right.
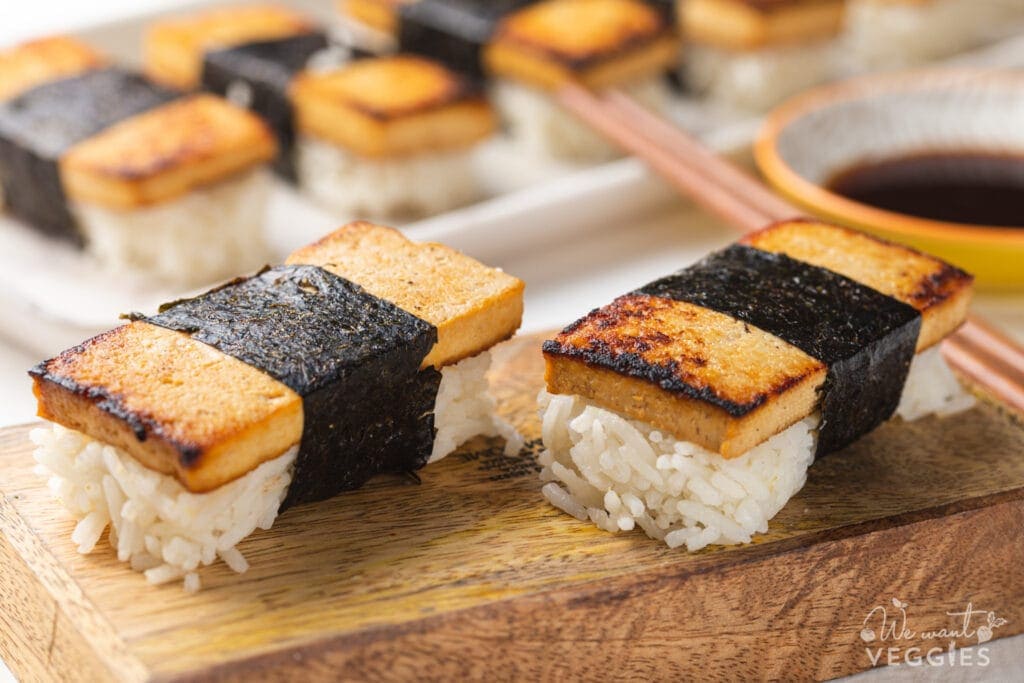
[[32, 352, 516, 591], [896, 345, 977, 421], [73, 169, 272, 288], [295, 134, 481, 219], [429, 350, 524, 463], [31, 425, 296, 593], [683, 40, 838, 112], [844, 0, 1024, 70], [492, 76, 670, 163], [539, 348, 975, 551]]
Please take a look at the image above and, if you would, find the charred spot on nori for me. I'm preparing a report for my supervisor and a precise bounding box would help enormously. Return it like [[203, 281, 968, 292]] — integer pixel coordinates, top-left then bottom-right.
[[201, 33, 330, 181], [637, 245, 921, 457], [398, 0, 537, 81], [147, 264, 440, 507], [0, 68, 178, 243]]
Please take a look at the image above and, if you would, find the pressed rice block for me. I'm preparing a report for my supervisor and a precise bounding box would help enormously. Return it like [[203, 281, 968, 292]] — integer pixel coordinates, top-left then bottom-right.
[[2, 331, 1024, 681]]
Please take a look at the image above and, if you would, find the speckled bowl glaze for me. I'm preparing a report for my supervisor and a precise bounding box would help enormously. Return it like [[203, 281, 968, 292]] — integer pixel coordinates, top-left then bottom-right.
[[755, 70, 1024, 289]]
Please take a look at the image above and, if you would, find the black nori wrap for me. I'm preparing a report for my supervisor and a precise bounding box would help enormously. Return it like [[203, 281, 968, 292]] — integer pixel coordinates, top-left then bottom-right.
[[201, 32, 330, 181], [0, 68, 177, 243], [398, 0, 536, 80], [638, 245, 922, 457], [147, 265, 441, 508]]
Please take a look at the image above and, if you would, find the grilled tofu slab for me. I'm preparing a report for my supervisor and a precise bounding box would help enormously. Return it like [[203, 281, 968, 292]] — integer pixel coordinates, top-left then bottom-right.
[[742, 220, 973, 351], [290, 55, 496, 158], [60, 94, 277, 208], [32, 322, 303, 493], [545, 220, 972, 457], [682, 0, 845, 50], [545, 294, 825, 457], [485, 0, 679, 89], [0, 36, 106, 101], [287, 221, 525, 368], [0, 67, 179, 241], [144, 4, 316, 89]]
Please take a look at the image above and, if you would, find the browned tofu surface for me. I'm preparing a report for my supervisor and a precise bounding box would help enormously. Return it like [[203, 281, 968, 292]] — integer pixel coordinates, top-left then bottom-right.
[[485, 0, 679, 89], [682, 0, 844, 50], [31, 322, 302, 493], [742, 220, 973, 351], [60, 94, 277, 209], [0, 36, 106, 101], [338, 0, 416, 33], [287, 221, 524, 368], [545, 294, 825, 457], [144, 4, 316, 89], [290, 55, 496, 158]]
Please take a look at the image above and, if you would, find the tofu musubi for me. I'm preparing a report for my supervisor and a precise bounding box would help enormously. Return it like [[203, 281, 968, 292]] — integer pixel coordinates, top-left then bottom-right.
[[0, 36, 277, 285], [29, 222, 524, 591], [539, 220, 976, 551], [144, 4, 497, 217], [397, 0, 679, 161], [678, 0, 845, 111]]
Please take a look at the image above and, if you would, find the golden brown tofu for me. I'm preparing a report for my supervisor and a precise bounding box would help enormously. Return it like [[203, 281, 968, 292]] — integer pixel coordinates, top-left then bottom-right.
[[287, 221, 524, 368], [742, 220, 973, 351], [31, 322, 303, 493], [485, 0, 679, 90], [682, 0, 845, 50], [290, 55, 496, 158], [0, 36, 106, 101], [338, 0, 416, 34], [60, 94, 277, 209], [545, 294, 825, 457], [144, 4, 316, 90]]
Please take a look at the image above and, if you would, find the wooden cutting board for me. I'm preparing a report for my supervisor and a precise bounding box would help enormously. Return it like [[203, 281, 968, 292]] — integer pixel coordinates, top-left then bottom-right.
[[2, 333, 1023, 682]]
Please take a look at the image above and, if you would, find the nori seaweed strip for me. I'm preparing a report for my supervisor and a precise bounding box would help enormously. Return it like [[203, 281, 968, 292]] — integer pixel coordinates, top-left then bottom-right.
[[147, 265, 440, 508], [201, 33, 330, 181], [0, 68, 177, 243], [398, 0, 537, 81], [637, 245, 921, 457]]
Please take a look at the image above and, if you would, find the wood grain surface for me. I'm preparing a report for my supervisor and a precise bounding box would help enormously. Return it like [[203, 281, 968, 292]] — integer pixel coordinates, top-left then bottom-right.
[[2, 333, 1023, 682]]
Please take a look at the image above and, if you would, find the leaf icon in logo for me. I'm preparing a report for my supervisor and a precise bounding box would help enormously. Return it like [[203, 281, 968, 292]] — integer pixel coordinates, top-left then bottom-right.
[[891, 597, 907, 609], [978, 626, 993, 644], [860, 628, 876, 643], [988, 612, 1007, 629]]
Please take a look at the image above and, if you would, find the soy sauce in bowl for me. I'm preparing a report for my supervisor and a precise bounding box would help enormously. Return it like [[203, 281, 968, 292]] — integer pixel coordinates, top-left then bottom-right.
[[827, 151, 1024, 228]]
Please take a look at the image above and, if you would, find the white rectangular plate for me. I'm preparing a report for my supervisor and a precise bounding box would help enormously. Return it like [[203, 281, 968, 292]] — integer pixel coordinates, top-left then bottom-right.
[[3, 2, 1024, 358]]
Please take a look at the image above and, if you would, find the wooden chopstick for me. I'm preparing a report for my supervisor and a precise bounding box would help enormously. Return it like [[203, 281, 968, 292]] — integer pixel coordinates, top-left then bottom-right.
[[603, 87, 801, 224], [556, 84, 770, 232], [957, 318, 1024, 385], [942, 335, 1024, 413], [556, 81, 1024, 413]]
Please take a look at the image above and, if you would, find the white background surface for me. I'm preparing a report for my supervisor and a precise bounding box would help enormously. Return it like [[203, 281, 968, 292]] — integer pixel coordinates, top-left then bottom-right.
[[2, 3, 1023, 681]]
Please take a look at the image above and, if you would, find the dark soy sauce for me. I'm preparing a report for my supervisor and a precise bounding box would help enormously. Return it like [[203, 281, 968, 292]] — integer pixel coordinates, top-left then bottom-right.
[[827, 151, 1024, 228]]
